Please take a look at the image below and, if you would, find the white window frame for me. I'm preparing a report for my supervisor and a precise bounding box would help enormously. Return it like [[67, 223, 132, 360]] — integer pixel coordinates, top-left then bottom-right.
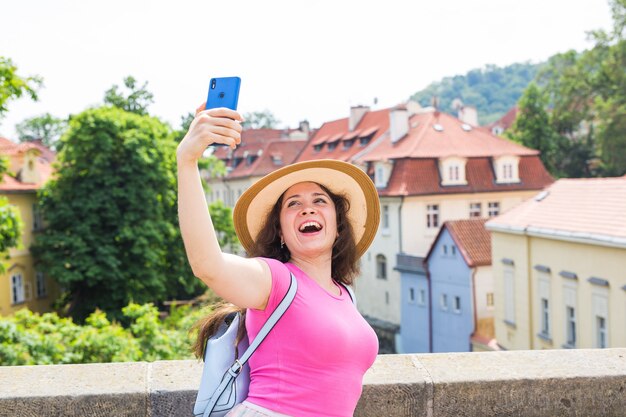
[[453, 296, 461, 314], [592, 292, 609, 348], [469, 202, 482, 218], [382, 204, 390, 232], [440, 293, 448, 311], [427, 204, 439, 228], [376, 254, 387, 280], [486, 292, 494, 308], [563, 284, 577, 348], [11, 273, 25, 304], [418, 289, 426, 306], [408, 287, 416, 304], [488, 201, 500, 217]]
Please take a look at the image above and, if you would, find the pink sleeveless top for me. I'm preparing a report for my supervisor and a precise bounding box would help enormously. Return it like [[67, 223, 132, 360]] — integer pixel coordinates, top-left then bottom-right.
[[244, 258, 378, 417]]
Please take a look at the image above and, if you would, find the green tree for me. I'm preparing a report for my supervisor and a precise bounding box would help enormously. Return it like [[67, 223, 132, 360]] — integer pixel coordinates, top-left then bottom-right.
[[506, 84, 560, 173], [209, 200, 239, 251], [104, 76, 154, 116], [0, 156, 23, 273], [242, 110, 280, 129], [0, 57, 42, 119], [31, 106, 201, 321], [15, 113, 67, 148]]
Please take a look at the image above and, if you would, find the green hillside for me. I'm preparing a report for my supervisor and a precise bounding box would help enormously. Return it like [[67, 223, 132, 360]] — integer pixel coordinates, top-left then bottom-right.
[[410, 62, 542, 125]]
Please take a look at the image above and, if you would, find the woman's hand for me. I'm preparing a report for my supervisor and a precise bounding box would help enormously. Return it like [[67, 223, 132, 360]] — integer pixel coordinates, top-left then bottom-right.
[[176, 103, 244, 163]]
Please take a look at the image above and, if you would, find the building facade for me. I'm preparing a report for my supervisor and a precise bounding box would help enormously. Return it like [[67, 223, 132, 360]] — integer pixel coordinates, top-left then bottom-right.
[[0, 138, 60, 316], [487, 178, 626, 350]]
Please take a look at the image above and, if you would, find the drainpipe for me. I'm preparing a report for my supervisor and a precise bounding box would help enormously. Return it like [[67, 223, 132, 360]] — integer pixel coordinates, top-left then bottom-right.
[[398, 196, 404, 254], [526, 234, 534, 350]]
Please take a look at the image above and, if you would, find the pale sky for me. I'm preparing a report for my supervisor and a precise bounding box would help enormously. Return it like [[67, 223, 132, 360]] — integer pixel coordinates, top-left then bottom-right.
[[0, 0, 614, 139]]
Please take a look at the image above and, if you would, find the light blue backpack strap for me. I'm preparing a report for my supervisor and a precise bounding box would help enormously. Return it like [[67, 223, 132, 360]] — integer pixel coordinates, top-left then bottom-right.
[[340, 283, 357, 308], [203, 273, 298, 417], [238, 272, 297, 364]]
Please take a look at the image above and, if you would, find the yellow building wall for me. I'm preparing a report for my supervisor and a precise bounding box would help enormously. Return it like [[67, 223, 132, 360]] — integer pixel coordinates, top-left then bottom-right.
[[492, 231, 626, 350], [403, 190, 538, 256], [0, 192, 61, 316]]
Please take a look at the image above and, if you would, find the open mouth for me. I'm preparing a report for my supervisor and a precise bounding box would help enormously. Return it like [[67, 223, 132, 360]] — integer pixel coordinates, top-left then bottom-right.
[[298, 221, 323, 234]]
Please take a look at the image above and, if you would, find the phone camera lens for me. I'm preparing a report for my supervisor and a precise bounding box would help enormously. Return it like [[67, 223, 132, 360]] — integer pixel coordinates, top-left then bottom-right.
[[211, 79, 217, 89]]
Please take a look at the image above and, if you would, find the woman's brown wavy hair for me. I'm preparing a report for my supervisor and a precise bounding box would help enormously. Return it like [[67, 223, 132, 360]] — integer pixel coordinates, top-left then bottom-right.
[[192, 182, 360, 358]]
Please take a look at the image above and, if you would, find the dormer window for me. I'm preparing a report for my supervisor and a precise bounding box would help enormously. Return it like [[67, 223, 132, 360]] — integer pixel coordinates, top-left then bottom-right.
[[439, 157, 467, 186], [494, 155, 520, 184], [343, 139, 355, 150], [327, 141, 338, 151], [313, 144, 323, 152], [271, 154, 283, 165], [359, 136, 371, 146], [374, 161, 393, 189]]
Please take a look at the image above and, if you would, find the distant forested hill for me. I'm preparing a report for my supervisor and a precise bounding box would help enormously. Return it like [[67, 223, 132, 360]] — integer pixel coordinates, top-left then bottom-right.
[[410, 62, 542, 125]]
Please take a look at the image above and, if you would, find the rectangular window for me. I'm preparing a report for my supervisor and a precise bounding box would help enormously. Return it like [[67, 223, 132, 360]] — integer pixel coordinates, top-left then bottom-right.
[[11, 273, 25, 304], [33, 204, 44, 231], [440, 294, 448, 311], [503, 163, 513, 179], [442, 244, 448, 255], [469, 202, 482, 218], [382, 205, 390, 230], [597, 316, 607, 348], [488, 202, 500, 217], [541, 298, 550, 335], [449, 165, 459, 181], [486, 292, 494, 307], [408, 287, 415, 303], [36, 271, 47, 298], [504, 269, 515, 323], [451, 246, 457, 256], [427, 204, 439, 228], [385, 291, 389, 305], [418, 289, 426, 306], [454, 296, 461, 313], [566, 306, 577, 347]]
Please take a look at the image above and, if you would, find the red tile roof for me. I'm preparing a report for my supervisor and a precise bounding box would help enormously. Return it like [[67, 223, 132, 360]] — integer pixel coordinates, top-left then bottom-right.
[[487, 177, 626, 245], [224, 139, 307, 179], [296, 108, 390, 163], [379, 156, 554, 197], [0, 137, 55, 192], [212, 128, 289, 160], [445, 219, 491, 267], [357, 110, 536, 162]]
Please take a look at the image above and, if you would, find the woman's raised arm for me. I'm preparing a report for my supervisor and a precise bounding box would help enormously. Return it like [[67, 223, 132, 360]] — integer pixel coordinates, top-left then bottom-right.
[[176, 105, 271, 309]]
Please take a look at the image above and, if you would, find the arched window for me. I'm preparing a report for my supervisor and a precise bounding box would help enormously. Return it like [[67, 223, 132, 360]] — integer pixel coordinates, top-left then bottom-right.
[[376, 254, 387, 280]]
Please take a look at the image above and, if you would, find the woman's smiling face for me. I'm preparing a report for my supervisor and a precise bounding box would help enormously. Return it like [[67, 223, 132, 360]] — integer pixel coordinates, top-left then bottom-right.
[[279, 182, 338, 259]]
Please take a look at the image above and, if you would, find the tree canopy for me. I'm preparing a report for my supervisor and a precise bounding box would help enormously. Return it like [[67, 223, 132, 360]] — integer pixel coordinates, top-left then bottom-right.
[[31, 106, 202, 321], [410, 62, 541, 125], [104, 76, 154, 116], [242, 110, 280, 129], [0, 57, 42, 120], [15, 113, 67, 148]]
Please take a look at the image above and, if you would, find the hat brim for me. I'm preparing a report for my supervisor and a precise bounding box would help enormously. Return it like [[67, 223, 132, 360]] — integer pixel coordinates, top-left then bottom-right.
[[233, 159, 380, 259]]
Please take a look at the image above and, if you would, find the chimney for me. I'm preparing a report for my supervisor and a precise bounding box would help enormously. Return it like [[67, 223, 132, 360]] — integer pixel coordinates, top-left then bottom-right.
[[458, 105, 478, 126], [390, 105, 409, 143], [299, 120, 310, 134], [349, 105, 369, 131]]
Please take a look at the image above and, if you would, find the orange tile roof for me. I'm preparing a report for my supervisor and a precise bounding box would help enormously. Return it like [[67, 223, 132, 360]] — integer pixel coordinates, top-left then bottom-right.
[[486, 106, 519, 132], [296, 108, 390, 163], [379, 156, 553, 197], [445, 219, 491, 267], [486, 177, 626, 246], [357, 110, 536, 162]]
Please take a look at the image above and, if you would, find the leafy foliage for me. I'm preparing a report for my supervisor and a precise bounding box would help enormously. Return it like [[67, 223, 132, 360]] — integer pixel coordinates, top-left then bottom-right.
[[15, 113, 67, 148], [31, 106, 202, 321], [209, 200, 239, 251], [0, 56, 42, 119], [530, 0, 626, 176], [104, 76, 154, 116], [410, 62, 541, 125], [0, 196, 22, 273], [0, 303, 211, 365], [242, 110, 280, 129]]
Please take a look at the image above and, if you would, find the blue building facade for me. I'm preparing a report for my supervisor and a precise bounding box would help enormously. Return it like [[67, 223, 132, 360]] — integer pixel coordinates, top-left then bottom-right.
[[398, 254, 430, 353], [426, 229, 474, 352]]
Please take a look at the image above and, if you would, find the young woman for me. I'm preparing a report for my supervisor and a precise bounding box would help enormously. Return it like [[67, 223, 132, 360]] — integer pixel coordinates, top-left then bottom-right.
[[177, 105, 380, 417]]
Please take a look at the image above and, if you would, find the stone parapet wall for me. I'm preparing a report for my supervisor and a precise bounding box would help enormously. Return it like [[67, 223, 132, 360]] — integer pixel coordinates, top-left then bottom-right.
[[1, 349, 625, 416]]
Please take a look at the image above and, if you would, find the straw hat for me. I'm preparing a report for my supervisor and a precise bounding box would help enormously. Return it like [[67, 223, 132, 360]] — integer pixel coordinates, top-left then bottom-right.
[[233, 159, 380, 258]]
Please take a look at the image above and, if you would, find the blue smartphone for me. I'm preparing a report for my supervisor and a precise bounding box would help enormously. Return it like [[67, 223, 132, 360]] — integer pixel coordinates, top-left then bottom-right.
[[205, 76, 241, 110]]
